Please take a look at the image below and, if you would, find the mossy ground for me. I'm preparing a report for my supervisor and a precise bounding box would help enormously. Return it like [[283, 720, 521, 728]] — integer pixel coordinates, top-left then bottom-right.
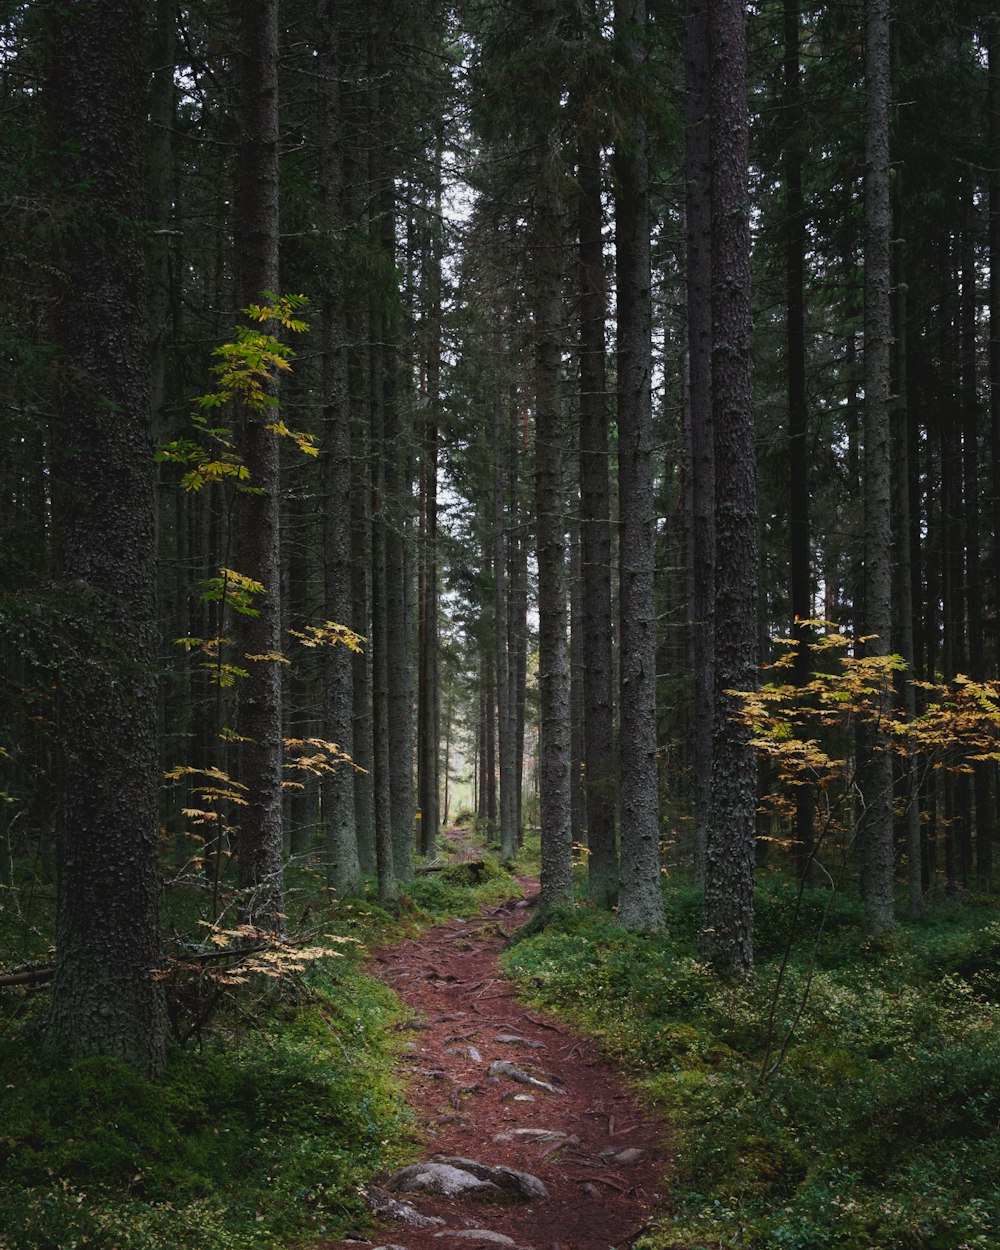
[[0, 853, 521, 1249], [502, 876, 1000, 1250]]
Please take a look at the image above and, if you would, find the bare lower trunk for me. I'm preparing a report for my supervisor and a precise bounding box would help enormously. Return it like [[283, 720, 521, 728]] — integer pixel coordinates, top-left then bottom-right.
[[614, 0, 664, 932], [233, 0, 285, 930], [700, 0, 758, 976], [46, 0, 166, 1073]]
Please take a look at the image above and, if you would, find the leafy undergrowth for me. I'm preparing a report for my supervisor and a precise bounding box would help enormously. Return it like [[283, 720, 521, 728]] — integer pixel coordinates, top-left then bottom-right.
[[502, 878, 1000, 1250], [0, 852, 521, 1249]]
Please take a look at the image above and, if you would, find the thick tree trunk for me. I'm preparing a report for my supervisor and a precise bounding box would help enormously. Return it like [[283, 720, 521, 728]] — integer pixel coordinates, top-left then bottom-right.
[[46, 0, 166, 1073], [858, 0, 895, 934], [700, 0, 758, 976], [614, 0, 664, 932]]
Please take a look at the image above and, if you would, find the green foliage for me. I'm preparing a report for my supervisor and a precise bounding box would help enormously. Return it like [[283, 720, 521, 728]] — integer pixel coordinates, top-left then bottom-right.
[[741, 623, 1000, 851], [501, 883, 1000, 1250], [0, 959, 409, 1249], [403, 856, 519, 918], [156, 293, 315, 495]]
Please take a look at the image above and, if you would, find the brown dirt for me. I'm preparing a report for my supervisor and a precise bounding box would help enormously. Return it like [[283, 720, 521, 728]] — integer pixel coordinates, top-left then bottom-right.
[[315, 852, 671, 1250]]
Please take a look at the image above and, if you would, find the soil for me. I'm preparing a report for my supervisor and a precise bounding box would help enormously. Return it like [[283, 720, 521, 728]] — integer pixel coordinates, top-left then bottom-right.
[[316, 847, 672, 1250]]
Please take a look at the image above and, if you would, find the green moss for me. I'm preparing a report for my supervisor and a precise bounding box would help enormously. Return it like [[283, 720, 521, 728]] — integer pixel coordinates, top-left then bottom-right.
[[0, 960, 410, 1249], [501, 882, 1000, 1250]]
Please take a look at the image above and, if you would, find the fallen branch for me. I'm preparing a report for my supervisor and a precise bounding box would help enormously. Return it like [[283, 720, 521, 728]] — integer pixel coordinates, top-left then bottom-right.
[[0, 966, 54, 988]]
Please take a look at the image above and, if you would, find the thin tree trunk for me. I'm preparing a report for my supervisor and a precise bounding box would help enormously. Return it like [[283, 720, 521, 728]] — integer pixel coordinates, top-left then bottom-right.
[[418, 201, 442, 857], [891, 161, 922, 919], [531, 0, 572, 910], [987, 14, 1000, 889], [380, 176, 415, 884], [233, 0, 285, 930], [784, 0, 815, 884], [577, 93, 618, 906], [614, 0, 664, 932], [494, 339, 518, 863], [318, 0, 362, 895], [858, 0, 895, 934], [685, 0, 714, 892]]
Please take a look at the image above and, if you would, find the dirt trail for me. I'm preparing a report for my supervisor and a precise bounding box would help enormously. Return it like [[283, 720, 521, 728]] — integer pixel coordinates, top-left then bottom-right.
[[319, 853, 670, 1250]]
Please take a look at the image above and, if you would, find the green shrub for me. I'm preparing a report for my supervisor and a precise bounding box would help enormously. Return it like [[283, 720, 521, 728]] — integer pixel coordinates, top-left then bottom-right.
[[501, 882, 1000, 1250], [0, 961, 410, 1249]]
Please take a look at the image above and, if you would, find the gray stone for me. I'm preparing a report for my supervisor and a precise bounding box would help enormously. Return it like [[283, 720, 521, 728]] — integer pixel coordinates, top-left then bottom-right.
[[493, 1034, 545, 1050], [387, 1163, 501, 1200], [366, 1185, 447, 1227], [431, 1156, 548, 1202]]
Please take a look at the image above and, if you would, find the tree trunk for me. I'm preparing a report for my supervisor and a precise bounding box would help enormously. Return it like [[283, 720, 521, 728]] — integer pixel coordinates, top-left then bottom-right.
[[230, 0, 285, 930], [577, 92, 618, 907], [418, 198, 442, 857], [494, 338, 519, 863], [700, 0, 758, 976], [858, 0, 895, 934], [531, 0, 573, 909], [614, 0, 664, 932], [318, 0, 362, 895], [784, 0, 815, 884], [46, 0, 166, 1073], [685, 0, 714, 892]]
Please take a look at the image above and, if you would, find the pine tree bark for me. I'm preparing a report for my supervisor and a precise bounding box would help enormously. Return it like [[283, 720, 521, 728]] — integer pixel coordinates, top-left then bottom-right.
[[530, 0, 573, 909], [46, 0, 166, 1073], [494, 343, 519, 863], [858, 0, 895, 935], [784, 0, 815, 884], [231, 0, 285, 931], [577, 81, 618, 908], [418, 198, 442, 857], [987, 14, 1000, 889], [699, 0, 758, 976], [890, 165, 922, 919], [318, 0, 362, 895], [614, 0, 664, 931], [685, 0, 714, 889], [380, 175, 415, 884]]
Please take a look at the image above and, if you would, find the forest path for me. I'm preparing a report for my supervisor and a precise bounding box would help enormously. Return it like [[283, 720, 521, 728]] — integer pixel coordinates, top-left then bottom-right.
[[318, 835, 670, 1250]]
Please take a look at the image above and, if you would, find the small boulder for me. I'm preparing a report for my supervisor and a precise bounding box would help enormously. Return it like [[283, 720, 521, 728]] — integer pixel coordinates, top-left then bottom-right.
[[387, 1162, 501, 1200], [431, 1156, 548, 1202]]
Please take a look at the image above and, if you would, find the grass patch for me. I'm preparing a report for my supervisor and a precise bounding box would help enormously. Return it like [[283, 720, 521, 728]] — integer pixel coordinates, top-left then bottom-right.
[[0, 953, 411, 1250], [0, 829, 523, 1249], [501, 884, 1000, 1250], [403, 854, 521, 918]]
